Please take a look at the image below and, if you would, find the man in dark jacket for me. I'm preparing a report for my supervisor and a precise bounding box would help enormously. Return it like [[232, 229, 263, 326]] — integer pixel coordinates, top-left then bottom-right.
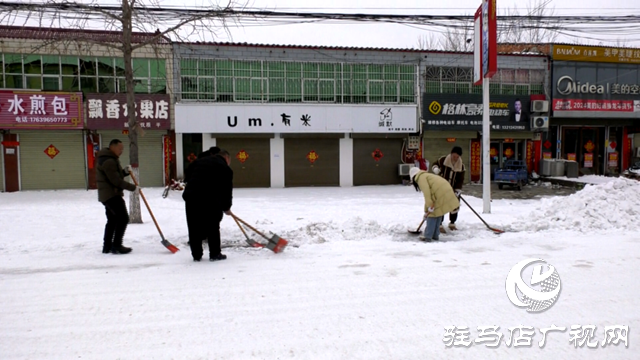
[[96, 139, 137, 254], [432, 146, 465, 232], [182, 148, 234, 262]]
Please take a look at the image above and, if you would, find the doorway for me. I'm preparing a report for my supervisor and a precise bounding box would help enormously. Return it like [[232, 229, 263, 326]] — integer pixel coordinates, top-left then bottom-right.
[[561, 126, 605, 175]]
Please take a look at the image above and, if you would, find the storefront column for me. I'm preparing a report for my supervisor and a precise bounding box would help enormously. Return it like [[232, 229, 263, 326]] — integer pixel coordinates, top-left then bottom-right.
[[340, 133, 353, 187], [175, 133, 184, 179], [270, 134, 285, 188], [203, 133, 216, 152]]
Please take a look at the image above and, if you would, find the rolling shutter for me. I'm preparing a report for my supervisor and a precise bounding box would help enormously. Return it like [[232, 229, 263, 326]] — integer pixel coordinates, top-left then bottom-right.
[[17, 130, 86, 190], [216, 138, 271, 188], [353, 138, 404, 185], [284, 138, 339, 187], [0, 134, 4, 192], [99, 130, 165, 187]]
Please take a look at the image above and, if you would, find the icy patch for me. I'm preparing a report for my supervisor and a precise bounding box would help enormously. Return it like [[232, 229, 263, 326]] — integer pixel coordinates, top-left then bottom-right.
[[509, 178, 640, 233]]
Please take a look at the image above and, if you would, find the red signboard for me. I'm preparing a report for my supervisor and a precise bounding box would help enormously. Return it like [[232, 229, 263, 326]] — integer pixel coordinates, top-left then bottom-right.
[[553, 99, 636, 112], [44, 144, 60, 159], [567, 153, 576, 161], [526, 141, 533, 173], [85, 93, 171, 130], [470, 140, 481, 182], [0, 91, 83, 129], [482, 0, 497, 78], [162, 135, 172, 186]]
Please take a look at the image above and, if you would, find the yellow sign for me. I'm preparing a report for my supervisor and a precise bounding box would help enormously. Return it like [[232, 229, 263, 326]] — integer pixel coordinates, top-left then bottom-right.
[[554, 44, 640, 64], [44, 144, 60, 159], [428, 101, 442, 115], [236, 150, 249, 164], [306, 150, 319, 164]]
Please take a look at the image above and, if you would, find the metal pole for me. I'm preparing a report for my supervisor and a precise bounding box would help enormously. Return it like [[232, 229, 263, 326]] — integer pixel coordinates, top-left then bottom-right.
[[482, 76, 491, 213]]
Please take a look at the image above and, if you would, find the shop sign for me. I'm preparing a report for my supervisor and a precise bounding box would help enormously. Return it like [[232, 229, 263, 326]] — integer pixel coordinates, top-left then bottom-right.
[[446, 138, 457, 142], [0, 91, 83, 129], [567, 153, 576, 161], [584, 153, 594, 168], [306, 150, 319, 164], [553, 99, 640, 113], [86, 94, 171, 130], [608, 152, 618, 168], [422, 94, 532, 131], [372, 149, 384, 162], [44, 144, 60, 159], [175, 104, 417, 133], [553, 44, 640, 64], [543, 152, 552, 160], [236, 150, 249, 163], [470, 140, 481, 182]]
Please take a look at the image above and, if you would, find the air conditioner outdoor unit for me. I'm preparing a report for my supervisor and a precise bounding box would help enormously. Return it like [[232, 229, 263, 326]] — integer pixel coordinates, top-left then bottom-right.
[[398, 163, 416, 176], [531, 100, 549, 113], [532, 116, 549, 131]]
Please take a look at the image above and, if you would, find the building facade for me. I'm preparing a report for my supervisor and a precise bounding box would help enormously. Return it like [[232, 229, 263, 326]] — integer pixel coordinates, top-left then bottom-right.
[[419, 51, 549, 182], [547, 44, 639, 175], [0, 26, 174, 192], [173, 43, 424, 187]]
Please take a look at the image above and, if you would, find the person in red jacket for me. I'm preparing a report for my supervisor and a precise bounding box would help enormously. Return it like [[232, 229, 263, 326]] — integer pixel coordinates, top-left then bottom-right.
[[432, 146, 465, 232]]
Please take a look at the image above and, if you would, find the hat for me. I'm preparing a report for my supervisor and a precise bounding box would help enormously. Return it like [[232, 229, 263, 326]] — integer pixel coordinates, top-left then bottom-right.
[[409, 167, 420, 181], [209, 146, 221, 155], [451, 146, 462, 156]]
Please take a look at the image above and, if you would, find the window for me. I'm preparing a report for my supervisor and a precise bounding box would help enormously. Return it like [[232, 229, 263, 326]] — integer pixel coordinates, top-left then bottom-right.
[[422, 66, 545, 96], [178, 58, 417, 104]]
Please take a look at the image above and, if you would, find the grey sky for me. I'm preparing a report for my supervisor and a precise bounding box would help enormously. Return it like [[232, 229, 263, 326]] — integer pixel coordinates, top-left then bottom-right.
[[197, 0, 640, 48]]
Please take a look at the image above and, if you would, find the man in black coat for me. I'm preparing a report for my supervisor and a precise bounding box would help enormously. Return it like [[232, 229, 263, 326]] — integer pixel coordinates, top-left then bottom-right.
[[182, 148, 234, 262], [96, 139, 137, 254]]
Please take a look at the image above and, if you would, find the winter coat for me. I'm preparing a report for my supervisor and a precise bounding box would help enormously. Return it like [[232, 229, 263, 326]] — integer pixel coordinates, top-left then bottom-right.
[[182, 155, 233, 211], [435, 154, 465, 191], [96, 148, 136, 203], [414, 171, 460, 218]]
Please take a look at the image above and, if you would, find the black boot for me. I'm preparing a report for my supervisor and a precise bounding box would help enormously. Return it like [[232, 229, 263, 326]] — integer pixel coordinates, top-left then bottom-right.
[[210, 253, 227, 261], [102, 241, 112, 254], [112, 245, 132, 254]]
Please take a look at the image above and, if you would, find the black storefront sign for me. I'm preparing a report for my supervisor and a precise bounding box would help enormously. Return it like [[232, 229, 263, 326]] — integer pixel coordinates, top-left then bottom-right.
[[422, 94, 532, 131]]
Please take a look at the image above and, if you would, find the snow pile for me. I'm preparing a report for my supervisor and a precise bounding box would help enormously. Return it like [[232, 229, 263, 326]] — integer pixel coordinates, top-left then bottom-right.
[[510, 177, 640, 232]]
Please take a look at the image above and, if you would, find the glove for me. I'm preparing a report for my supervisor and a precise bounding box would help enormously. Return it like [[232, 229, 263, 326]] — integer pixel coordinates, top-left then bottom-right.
[[125, 165, 133, 174], [432, 165, 441, 175], [424, 207, 435, 218], [455, 189, 462, 197]]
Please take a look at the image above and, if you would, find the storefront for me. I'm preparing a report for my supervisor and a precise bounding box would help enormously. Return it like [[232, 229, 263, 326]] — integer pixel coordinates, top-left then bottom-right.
[[550, 44, 638, 175], [422, 94, 537, 181], [0, 91, 85, 191], [85, 93, 171, 188], [175, 103, 418, 187]]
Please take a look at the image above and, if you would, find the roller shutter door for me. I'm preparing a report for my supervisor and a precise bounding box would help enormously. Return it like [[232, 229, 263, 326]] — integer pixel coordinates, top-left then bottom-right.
[[18, 131, 86, 190], [285, 138, 339, 187], [99, 131, 165, 187], [353, 138, 404, 186], [216, 138, 271, 188], [0, 134, 4, 192]]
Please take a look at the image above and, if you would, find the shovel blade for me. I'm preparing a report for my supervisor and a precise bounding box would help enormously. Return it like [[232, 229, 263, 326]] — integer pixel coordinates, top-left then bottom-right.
[[407, 230, 422, 235], [161, 239, 180, 253], [265, 234, 288, 253]]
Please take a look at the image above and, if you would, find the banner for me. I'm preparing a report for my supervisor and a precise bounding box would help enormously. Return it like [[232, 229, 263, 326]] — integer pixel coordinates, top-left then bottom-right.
[[0, 91, 83, 129], [86, 94, 171, 130], [162, 135, 172, 186], [470, 140, 481, 182], [526, 141, 534, 173], [608, 152, 618, 168], [553, 44, 640, 64]]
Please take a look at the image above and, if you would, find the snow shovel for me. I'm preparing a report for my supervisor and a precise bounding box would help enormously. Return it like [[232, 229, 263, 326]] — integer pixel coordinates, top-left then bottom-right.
[[129, 172, 180, 253], [232, 215, 288, 253], [458, 195, 505, 234], [231, 214, 266, 249], [408, 218, 425, 234]]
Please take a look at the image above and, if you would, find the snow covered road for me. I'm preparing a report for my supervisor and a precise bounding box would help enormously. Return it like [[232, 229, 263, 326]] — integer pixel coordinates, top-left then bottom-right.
[[1, 182, 638, 359]]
